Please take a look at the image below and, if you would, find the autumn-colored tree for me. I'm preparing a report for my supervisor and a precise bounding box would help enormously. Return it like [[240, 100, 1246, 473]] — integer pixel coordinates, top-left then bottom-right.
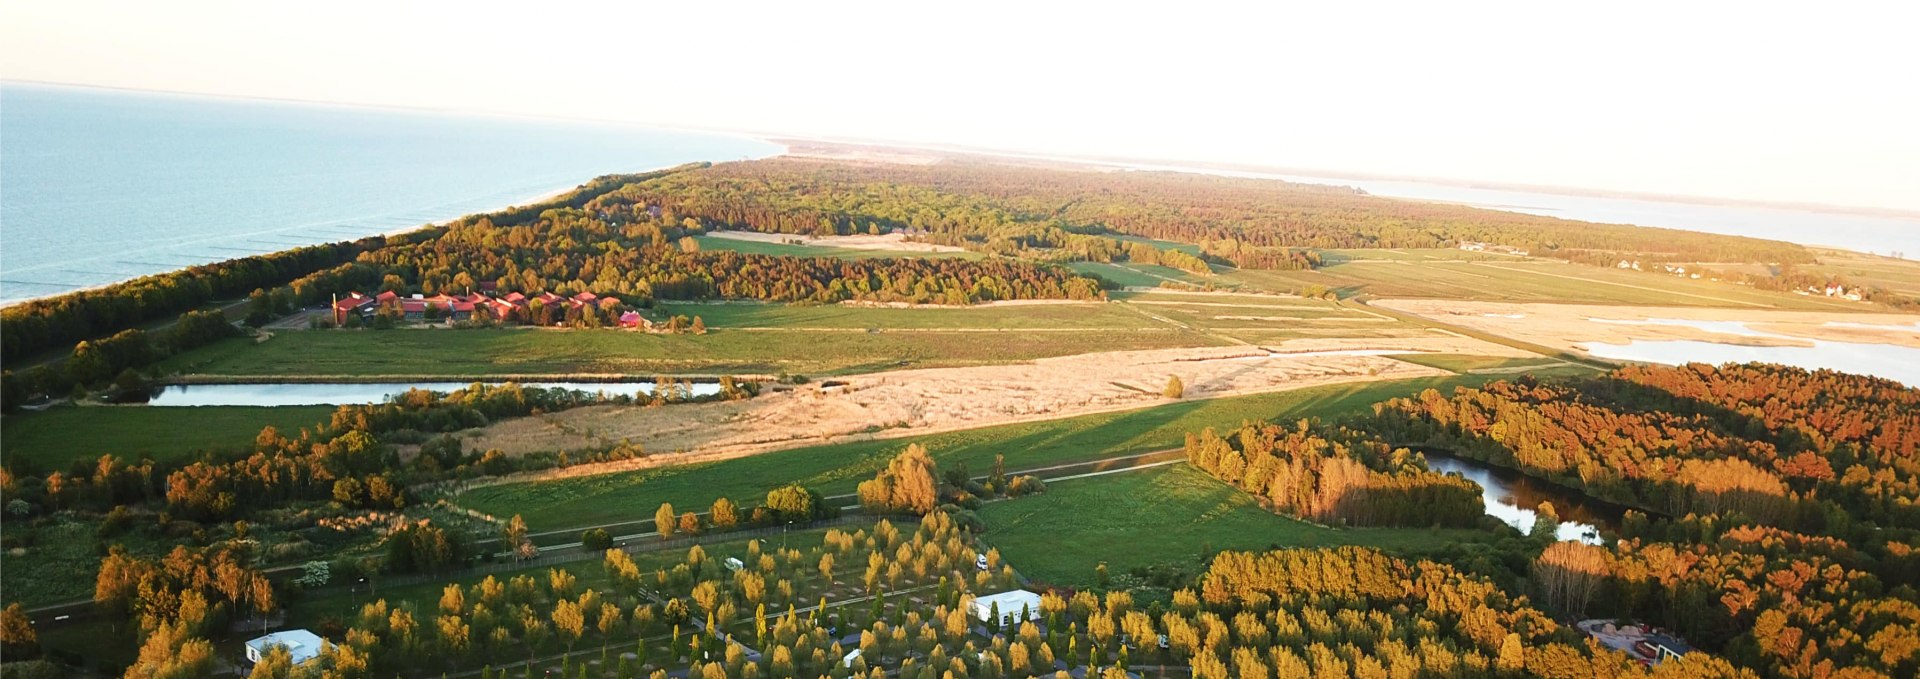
[[710, 497, 739, 530], [857, 444, 940, 515], [1164, 375, 1184, 399], [655, 503, 676, 539]]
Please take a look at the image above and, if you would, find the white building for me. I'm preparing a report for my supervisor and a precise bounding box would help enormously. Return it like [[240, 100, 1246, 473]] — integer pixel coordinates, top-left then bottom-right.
[[970, 590, 1043, 627], [245, 629, 326, 665]]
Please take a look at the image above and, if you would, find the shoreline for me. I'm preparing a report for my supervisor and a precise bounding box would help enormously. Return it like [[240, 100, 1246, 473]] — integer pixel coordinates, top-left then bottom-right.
[[0, 142, 787, 311]]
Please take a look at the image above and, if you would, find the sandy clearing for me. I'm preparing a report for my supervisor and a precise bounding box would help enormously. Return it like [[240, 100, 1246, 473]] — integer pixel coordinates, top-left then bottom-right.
[[705, 229, 966, 253], [452, 337, 1522, 485], [1375, 299, 1920, 353]]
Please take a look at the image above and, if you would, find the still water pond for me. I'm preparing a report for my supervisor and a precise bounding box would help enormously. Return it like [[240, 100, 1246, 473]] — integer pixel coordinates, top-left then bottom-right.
[[1422, 450, 1625, 544], [144, 381, 719, 407]]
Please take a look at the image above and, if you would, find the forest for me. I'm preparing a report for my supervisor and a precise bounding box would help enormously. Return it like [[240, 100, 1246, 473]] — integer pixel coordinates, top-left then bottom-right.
[[1366, 364, 1920, 530], [612, 159, 1813, 270], [1182, 420, 1483, 527]]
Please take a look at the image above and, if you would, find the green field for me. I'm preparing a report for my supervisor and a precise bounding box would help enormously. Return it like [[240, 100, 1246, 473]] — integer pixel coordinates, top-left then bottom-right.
[[652, 301, 1157, 330], [1384, 354, 1570, 373], [1067, 261, 1203, 288], [1225, 258, 1875, 310], [1, 405, 335, 471], [693, 235, 983, 260], [455, 373, 1529, 531], [157, 325, 1220, 378], [979, 463, 1497, 587]]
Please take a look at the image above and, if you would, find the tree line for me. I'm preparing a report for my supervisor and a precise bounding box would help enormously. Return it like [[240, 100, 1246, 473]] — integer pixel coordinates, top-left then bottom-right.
[[1183, 420, 1484, 527], [614, 158, 1814, 271], [1363, 364, 1920, 530]]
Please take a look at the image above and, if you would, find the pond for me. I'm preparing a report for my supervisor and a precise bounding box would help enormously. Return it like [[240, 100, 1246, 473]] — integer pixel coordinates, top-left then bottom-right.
[[1579, 318, 1920, 387], [140, 381, 721, 407], [1420, 449, 1626, 544]]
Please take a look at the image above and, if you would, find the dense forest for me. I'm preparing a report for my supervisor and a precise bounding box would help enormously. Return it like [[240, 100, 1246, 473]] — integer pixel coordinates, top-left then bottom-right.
[[613, 159, 1813, 270], [1182, 420, 1483, 527], [1366, 364, 1920, 530]]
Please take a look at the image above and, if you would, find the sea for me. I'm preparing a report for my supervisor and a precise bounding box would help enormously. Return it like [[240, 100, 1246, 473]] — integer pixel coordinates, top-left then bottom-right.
[[0, 83, 782, 305], [1115, 162, 1920, 260]]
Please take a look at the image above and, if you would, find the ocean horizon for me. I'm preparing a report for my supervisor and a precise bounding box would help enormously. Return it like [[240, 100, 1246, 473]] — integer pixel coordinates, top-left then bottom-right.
[[0, 83, 782, 305]]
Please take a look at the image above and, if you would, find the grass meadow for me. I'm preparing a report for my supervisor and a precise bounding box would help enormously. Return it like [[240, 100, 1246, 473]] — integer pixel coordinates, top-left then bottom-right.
[[977, 463, 1499, 587]]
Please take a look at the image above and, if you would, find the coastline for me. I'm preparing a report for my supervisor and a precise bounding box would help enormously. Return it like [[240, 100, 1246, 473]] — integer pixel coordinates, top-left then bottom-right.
[[0, 143, 787, 311]]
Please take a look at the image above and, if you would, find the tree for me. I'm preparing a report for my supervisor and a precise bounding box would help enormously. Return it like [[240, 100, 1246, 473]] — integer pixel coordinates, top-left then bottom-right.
[[656, 503, 676, 539], [1530, 502, 1561, 541], [0, 603, 37, 659], [711, 497, 739, 530], [505, 514, 534, 561], [553, 599, 586, 653], [1164, 375, 1184, 399], [679, 512, 702, 536], [857, 445, 940, 515], [692, 316, 707, 334], [766, 484, 824, 522], [440, 583, 466, 616], [582, 528, 613, 551]]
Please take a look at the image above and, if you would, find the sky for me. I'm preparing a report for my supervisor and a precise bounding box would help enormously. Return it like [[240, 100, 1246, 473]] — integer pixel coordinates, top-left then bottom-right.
[[4, 1, 1917, 212]]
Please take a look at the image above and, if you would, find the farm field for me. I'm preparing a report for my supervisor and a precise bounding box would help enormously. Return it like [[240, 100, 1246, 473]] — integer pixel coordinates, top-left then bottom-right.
[[451, 371, 1576, 531], [977, 463, 1498, 588], [1066, 261, 1204, 288], [1384, 353, 1573, 373], [651, 300, 1156, 330], [0, 405, 335, 470], [155, 324, 1221, 378], [1224, 257, 1878, 310]]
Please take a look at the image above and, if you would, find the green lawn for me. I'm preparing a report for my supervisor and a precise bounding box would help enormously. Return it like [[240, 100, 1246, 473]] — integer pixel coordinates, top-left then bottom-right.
[[157, 325, 1220, 379], [1, 405, 335, 471], [456, 373, 1512, 531], [1225, 259, 1875, 309], [653, 301, 1157, 330], [979, 463, 1497, 588], [1384, 354, 1570, 373]]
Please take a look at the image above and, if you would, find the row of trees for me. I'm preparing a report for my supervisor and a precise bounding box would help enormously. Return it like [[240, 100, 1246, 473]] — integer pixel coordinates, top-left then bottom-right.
[[1183, 420, 1484, 527]]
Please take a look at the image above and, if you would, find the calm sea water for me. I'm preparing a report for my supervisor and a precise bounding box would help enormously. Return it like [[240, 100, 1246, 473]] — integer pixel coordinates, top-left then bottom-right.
[[1118, 162, 1920, 259], [0, 83, 781, 304]]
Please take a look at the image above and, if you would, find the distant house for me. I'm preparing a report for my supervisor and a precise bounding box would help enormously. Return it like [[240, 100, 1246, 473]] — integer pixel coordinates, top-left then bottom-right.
[[969, 590, 1042, 628], [332, 292, 376, 325], [245, 629, 326, 666], [619, 311, 649, 329]]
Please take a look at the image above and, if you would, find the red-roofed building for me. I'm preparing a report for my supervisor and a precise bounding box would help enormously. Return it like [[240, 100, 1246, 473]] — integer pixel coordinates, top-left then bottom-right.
[[618, 311, 649, 329], [332, 292, 376, 325]]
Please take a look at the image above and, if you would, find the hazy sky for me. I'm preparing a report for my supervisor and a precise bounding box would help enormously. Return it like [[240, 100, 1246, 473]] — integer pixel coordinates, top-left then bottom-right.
[[4, 1, 1917, 211]]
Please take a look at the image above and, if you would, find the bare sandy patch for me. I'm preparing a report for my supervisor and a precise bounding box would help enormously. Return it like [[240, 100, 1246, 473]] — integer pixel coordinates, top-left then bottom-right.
[[452, 337, 1521, 485], [705, 229, 965, 253], [1375, 299, 1920, 353]]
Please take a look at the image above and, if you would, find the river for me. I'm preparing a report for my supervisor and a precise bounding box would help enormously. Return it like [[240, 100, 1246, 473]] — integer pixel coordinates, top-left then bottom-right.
[[140, 381, 720, 407], [1420, 450, 1626, 544]]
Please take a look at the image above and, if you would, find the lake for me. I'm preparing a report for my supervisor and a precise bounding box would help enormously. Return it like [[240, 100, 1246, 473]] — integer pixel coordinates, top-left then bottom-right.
[[0, 83, 782, 304], [1117, 162, 1920, 258], [1580, 318, 1920, 386], [142, 381, 720, 407], [1421, 449, 1624, 544]]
